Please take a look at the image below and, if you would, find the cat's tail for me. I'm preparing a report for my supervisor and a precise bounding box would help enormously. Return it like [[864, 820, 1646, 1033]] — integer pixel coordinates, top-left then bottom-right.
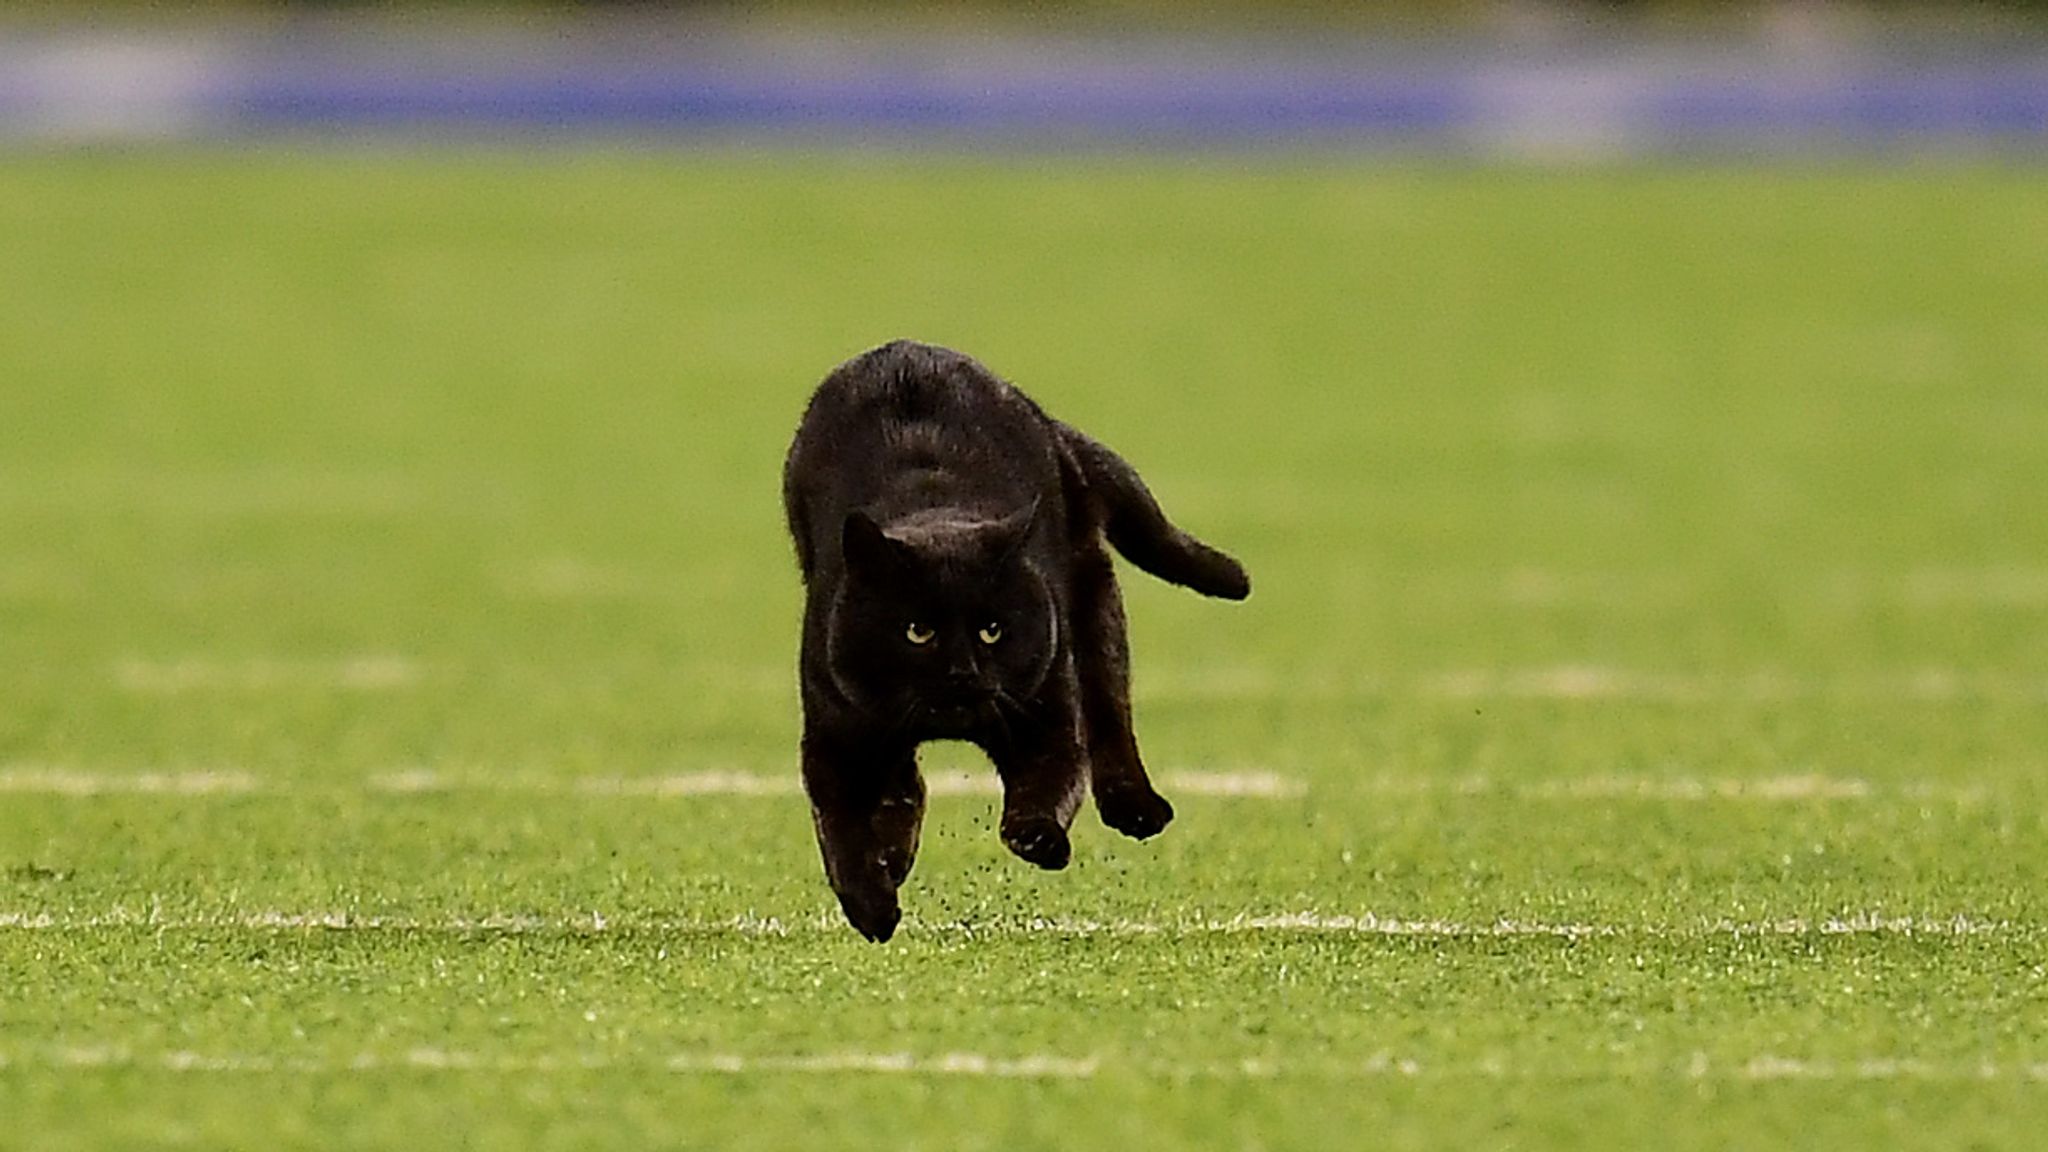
[[1056, 424, 1251, 601]]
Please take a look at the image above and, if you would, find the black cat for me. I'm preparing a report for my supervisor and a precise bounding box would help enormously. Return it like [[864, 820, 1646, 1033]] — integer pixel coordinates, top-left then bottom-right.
[[783, 340, 1249, 941]]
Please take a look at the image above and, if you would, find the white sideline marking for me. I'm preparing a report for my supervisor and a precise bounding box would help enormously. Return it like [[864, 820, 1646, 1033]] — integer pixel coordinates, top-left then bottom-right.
[[665, 1051, 1099, 1078], [10, 1046, 2048, 1084], [1160, 771, 1305, 798], [1342, 773, 1899, 801], [484, 564, 2048, 610], [364, 768, 453, 794], [1732, 1056, 2048, 1083], [0, 766, 1301, 800], [1334, 773, 1898, 801], [0, 769, 259, 796], [1522, 774, 1877, 801], [1131, 666, 2048, 705], [1424, 666, 1700, 701], [114, 656, 420, 693], [1411, 666, 2048, 704], [25, 1046, 1094, 1078], [88, 657, 2048, 704], [1, 766, 2012, 803], [370, 768, 1304, 799], [0, 909, 2015, 939], [566, 771, 799, 798]]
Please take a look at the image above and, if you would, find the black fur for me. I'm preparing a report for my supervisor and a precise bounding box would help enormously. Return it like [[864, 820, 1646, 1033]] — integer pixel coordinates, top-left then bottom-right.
[[783, 340, 1249, 941]]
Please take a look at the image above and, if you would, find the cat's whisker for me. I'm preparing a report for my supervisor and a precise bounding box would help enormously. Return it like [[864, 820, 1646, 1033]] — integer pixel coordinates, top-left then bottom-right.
[[981, 697, 1016, 749], [988, 689, 1030, 736], [890, 697, 923, 737]]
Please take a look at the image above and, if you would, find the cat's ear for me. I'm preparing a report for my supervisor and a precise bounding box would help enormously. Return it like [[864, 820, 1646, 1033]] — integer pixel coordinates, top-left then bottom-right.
[[988, 498, 1040, 563], [842, 510, 913, 578]]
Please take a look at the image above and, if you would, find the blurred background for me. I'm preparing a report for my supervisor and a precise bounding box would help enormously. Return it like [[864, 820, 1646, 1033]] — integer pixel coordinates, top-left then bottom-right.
[[3, 2, 2044, 776], [4, 2, 2048, 152]]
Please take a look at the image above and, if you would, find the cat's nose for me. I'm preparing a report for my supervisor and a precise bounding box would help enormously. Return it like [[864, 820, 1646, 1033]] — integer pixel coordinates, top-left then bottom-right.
[[942, 670, 985, 695]]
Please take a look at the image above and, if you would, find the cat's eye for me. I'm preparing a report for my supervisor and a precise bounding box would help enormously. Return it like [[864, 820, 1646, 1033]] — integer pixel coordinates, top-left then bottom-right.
[[904, 622, 935, 646], [977, 623, 1003, 645]]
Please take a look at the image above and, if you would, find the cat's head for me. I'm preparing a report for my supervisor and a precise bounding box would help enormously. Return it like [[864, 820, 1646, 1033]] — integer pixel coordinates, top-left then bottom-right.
[[826, 503, 1057, 736]]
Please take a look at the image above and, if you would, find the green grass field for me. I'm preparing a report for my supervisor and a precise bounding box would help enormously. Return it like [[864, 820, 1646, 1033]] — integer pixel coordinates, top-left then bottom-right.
[[3, 154, 2047, 1149]]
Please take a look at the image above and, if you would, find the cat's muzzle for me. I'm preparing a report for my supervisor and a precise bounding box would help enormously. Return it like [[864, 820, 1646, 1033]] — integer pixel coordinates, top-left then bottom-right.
[[921, 685, 996, 736]]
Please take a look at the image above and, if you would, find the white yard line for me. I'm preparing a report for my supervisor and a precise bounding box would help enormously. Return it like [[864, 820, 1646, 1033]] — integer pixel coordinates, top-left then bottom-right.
[[563, 771, 802, 798], [0, 767, 1302, 800], [6, 1045, 2047, 1084], [663, 1051, 1100, 1078], [5, 765, 2015, 803], [487, 564, 2048, 610], [1730, 1055, 2048, 1083], [1521, 774, 1879, 801], [535, 769, 1301, 800], [1150, 666, 2048, 705], [0, 909, 2016, 939], [113, 657, 421, 693], [94, 657, 2048, 703], [0, 769, 261, 795]]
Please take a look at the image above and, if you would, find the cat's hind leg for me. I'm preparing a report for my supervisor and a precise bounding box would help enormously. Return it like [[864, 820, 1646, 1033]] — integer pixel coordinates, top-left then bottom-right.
[[1071, 544, 1175, 840], [803, 732, 920, 942]]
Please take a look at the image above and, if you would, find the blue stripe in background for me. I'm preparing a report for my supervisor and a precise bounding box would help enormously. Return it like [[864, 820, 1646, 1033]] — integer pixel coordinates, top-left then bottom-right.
[[4, 24, 2048, 150]]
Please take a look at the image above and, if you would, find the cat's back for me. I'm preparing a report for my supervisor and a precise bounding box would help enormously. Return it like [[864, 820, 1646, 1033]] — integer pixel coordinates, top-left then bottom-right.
[[786, 341, 1054, 495], [793, 340, 1032, 439], [784, 341, 1061, 573]]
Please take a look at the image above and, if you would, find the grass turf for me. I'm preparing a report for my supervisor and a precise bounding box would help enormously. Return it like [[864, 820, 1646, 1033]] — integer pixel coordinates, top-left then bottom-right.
[[2, 154, 2046, 1149]]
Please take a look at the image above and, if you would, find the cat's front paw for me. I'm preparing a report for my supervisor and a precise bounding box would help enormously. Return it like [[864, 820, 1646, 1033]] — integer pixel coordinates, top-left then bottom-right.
[[1000, 817, 1072, 870], [1096, 784, 1175, 841], [835, 886, 902, 943]]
